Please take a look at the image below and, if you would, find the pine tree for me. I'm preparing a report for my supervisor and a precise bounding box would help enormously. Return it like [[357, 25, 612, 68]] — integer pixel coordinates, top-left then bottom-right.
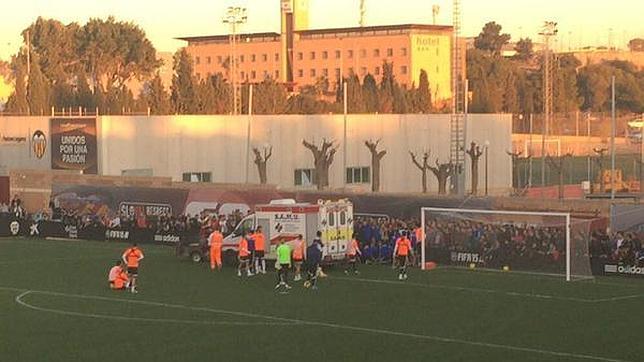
[[171, 48, 198, 114], [346, 74, 365, 113], [417, 69, 432, 113], [27, 53, 50, 115], [362, 73, 379, 113], [5, 58, 29, 114], [144, 72, 170, 115], [75, 70, 96, 110]]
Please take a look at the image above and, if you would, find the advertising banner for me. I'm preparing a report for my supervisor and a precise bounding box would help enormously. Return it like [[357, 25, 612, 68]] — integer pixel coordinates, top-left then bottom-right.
[[50, 118, 98, 174]]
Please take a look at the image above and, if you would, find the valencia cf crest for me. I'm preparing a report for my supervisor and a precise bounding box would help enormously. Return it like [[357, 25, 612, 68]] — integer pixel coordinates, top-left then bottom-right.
[[32, 130, 46, 159]]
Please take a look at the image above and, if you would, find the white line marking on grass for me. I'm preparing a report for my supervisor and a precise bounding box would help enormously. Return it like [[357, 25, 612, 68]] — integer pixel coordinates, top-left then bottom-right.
[[0, 256, 108, 265], [15, 290, 298, 327], [334, 276, 595, 302], [9, 287, 630, 362], [333, 276, 644, 304]]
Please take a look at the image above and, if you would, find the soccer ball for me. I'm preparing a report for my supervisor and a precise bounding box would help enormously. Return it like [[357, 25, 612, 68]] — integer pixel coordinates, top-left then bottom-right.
[[303, 280, 311, 288], [502, 265, 510, 272], [469, 263, 476, 269]]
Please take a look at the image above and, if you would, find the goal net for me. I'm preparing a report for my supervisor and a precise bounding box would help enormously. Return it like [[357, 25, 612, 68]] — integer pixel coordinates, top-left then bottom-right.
[[420, 207, 594, 281]]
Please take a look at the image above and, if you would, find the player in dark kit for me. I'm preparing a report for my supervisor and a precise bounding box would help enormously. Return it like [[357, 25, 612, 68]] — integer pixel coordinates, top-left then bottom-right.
[[303, 239, 323, 290]]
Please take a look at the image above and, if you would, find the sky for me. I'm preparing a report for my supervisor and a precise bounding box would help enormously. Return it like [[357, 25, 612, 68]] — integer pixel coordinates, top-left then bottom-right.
[[0, 0, 642, 60]]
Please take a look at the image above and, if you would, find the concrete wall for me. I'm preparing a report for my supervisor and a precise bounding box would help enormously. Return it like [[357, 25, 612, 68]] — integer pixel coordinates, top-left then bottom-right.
[[0, 114, 512, 194], [98, 114, 512, 194]]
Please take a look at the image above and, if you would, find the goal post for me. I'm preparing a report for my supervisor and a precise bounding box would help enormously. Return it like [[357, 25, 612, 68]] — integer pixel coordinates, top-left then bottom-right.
[[420, 207, 593, 282]]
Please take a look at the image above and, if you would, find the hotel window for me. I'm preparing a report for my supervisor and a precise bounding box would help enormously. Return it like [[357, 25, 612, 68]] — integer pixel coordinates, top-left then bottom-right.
[[241, 71, 246, 79], [240, 55, 245, 63], [436, 66, 439, 73], [348, 67, 354, 75], [436, 48, 440, 56], [251, 70, 256, 79], [217, 56, 222, 64], [322, 51, 328, 59], [373, 49, 380, 57], [275, 53, 279, 61], [322, 68, 329, 77], [275, 70, 279, 79], [360, 49, 367, 58], [310, 51, 316, 60], [335, 68, 341, 78], [262, 54, 268, 62], [251, 54, 256, 62], [401, 66, 408, 74], [387, 48, 393, 57], [195, 56, 201, 65], [298, 69, 304, 77], [401, 48, 408, 56], [196, 72, 201, 79], [375, 66, 380, 75], [346, 167, 370, 184], [335, 50, 341, 59], [298, 52, 303, 60], [347, 50, 354, 59], [310, 69, 316, 77], [206, 56, 211, 64], [263, 70, 269, 79]]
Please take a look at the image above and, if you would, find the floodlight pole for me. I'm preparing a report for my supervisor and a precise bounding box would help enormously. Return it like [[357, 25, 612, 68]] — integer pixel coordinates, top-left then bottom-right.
[[610, 76, 616, 200], [343, 81, 348, 188], [223, 6, 247, 116]]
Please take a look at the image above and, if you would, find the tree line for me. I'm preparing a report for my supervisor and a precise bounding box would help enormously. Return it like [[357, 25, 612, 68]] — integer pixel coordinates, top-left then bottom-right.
[[2, 17, 434, 115], [468, 22, 644, 115], [3, 17, 643, 115]]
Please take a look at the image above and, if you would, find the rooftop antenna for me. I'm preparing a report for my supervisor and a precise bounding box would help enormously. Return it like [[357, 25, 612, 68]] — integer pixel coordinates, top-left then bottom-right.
[[432, 5, 440, 25], [360, 0, 366, 27]]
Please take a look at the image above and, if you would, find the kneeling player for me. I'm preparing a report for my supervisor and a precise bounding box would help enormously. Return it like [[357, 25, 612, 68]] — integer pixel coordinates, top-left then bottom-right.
[[304, 238, 323, 290], [108, 260, 129, 290]]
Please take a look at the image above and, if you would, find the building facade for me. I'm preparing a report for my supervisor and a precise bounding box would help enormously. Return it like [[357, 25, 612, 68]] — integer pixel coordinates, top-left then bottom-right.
[[179, 0, 454, 104]]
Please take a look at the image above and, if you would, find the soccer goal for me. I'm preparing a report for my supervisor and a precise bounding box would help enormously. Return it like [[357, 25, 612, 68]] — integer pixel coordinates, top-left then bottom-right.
[[420, 207, 595, 281]]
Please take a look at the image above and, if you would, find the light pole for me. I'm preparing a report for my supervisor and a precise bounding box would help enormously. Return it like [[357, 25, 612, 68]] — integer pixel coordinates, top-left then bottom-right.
[[484, 140, 490, 196], [223, 6, 247, 116], [539, 21, 558, 196]]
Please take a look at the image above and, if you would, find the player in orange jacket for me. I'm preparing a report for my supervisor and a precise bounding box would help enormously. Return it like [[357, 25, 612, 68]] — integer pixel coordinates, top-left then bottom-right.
[[208, 228, 223, 271], [253, 226, 266, 274], [237, 231, 252, 277], [292, 234, 306, 281], [344, 233, 362, 275], [121, 243, 144, 293], [393, 231, 413, 280]]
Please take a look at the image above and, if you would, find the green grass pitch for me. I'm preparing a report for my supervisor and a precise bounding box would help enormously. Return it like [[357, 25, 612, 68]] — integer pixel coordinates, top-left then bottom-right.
[[0, 238, 642, 362]]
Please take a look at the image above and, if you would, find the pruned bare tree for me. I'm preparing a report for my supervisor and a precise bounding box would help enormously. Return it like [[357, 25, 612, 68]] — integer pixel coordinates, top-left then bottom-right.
[[506, 149, 531, 196], [429, 159, 454, 195], [365, 139, 387, 192], [410, 151, 431, 193], [302, 138, 338, 190], [465, 142, 484, 195], [252, 145, 272, 184], [592, 147, 608, 193], [546, 152, 574, 200]]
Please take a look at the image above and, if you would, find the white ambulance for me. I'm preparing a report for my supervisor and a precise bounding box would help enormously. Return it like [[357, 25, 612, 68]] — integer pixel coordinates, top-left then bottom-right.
[[221, 199, 353, 263]]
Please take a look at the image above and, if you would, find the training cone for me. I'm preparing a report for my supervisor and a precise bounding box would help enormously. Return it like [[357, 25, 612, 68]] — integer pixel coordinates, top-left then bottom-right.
[[469, 263, 476, 269], [424, 262, 437, 270], [502, 265, 510, 272]]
